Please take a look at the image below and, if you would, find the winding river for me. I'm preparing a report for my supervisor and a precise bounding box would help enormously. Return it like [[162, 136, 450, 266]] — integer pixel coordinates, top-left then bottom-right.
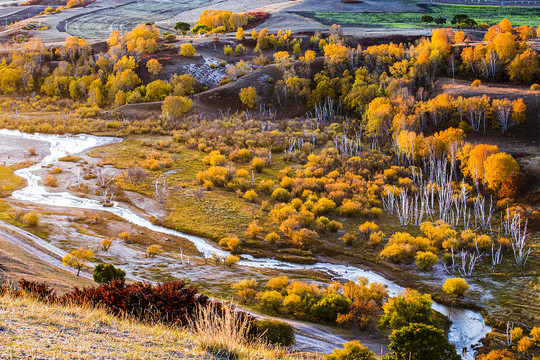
[[0, 129, 491, 359]]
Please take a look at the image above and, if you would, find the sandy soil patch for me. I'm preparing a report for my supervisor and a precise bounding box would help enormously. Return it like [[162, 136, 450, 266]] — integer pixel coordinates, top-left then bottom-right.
[[0, 135, 50, 166]]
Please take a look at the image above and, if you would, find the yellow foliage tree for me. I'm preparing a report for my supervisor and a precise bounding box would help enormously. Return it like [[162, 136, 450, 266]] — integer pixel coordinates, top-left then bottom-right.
[[508, 49, 539, 83], [101, 238, 113, 251], [460, 144, 499, 181], [236, 27, 244, 40], [145, 244, 164, 258], [483, 152, 519, 191], [145, 80, 173, 102], [172, 73, 196, 96], [492, 32, 517, 62], [162, 95, 193, 120], [239, 86, 257, 108], [453, 30, 466, 44], [146, 59, 163, 75], [62, 248, 95, 276], [498, 18, 513, 33], [232, 278, 257, 303], [179, 43, 196, 57], [273, 51, 291, 70], [365, 97, 395, 140], [442, 277, 470, 298]]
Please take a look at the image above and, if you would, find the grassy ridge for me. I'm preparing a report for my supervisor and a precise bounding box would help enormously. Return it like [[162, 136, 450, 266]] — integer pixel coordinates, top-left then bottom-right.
[[296, 4, 540, 28], [0, 293, 305, 360], [0, 293, 198, 359]]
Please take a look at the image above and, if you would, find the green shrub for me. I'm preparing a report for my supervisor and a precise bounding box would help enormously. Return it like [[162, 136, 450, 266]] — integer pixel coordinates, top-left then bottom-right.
[[389, 323, 461, 360], [93, 263, 126, 284], [191, 24, 211, 34], [255, 320, 295, 346], [309, 294, 350, 321]]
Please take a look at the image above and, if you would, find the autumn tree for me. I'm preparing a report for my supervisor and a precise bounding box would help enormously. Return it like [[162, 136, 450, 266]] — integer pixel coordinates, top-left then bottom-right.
[[232, 278, 258, 303], [223, 45, 234, 57], [442, 277, 470, 298], [477, 350, 516, 360], [122, 24, 159, 58], [60, 36, 92, 63], [290, 228, 319, 249], [145, 80, 173, 102], [378, 289, 438, 331], [62, 248, 95, 276], [415, 251, 439, 271], [145, 244, 164, 257], [459, 144, 499, 182], [172, 73, 196, 96], [454, 30, 466, 43], [337, 298, 381, 330], [325, 341, 377, 360], [323, 42, 350, 69], [492, 98, 526, 132], [285, 76, 311, 104], [22, 211, 41, 227], [227, 235, 241, 251], [114, 55, 137, 72], [483, 152, 519, 191], [179, 43, 196, 57], [365, 97, 395, 141], [146, 59, 163, 75], [358, 221, 378, 240], [508, 49, 539, 83], [239, 86, 257, 108], [266, 276, 289, 291], [196, 9, 246, 31], [273, 51, 291, 70], [101, 238, 113, 251], [162, 95, 193, 120], [236, 27, 244, 40], [105, 69, 141, 97], [493, 32, 517, 63]]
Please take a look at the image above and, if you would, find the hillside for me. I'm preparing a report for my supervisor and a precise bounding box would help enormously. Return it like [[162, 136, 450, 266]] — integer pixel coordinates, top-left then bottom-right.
[[0, 292, 308, 360], [0, 293, 200, 359]]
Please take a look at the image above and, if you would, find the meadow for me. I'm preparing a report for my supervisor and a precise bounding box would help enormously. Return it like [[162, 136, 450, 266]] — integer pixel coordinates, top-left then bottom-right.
[[296, 4, 540, 28]]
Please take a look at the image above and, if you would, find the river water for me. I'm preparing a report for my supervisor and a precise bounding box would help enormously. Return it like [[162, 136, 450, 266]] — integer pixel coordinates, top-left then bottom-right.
[[0, 129, 491, 359]]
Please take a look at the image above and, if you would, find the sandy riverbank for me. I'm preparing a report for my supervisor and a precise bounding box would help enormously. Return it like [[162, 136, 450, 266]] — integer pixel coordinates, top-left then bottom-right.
[[0, 135, 50, 166]]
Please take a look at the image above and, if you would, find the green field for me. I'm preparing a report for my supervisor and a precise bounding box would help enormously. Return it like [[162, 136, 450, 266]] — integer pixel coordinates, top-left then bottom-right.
[[296, 4, 540, 29]]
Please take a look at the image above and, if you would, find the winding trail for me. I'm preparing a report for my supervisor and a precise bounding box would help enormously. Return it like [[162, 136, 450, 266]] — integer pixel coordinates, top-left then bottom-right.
[[0, 129, 491, 358]]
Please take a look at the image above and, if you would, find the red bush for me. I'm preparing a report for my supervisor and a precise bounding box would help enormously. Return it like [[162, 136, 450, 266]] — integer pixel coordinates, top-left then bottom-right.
[[61, 280, 210, 326], [246, 11, 271, 28]]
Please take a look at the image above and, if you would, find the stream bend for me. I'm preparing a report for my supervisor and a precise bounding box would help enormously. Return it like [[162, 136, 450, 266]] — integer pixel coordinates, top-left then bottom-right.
[[0, 129, 491, 359]]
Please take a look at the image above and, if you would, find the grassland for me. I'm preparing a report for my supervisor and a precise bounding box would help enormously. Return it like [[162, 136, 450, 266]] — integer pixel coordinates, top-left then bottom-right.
[[0, 165, 25, 196], [296, 4, 540, 29]]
